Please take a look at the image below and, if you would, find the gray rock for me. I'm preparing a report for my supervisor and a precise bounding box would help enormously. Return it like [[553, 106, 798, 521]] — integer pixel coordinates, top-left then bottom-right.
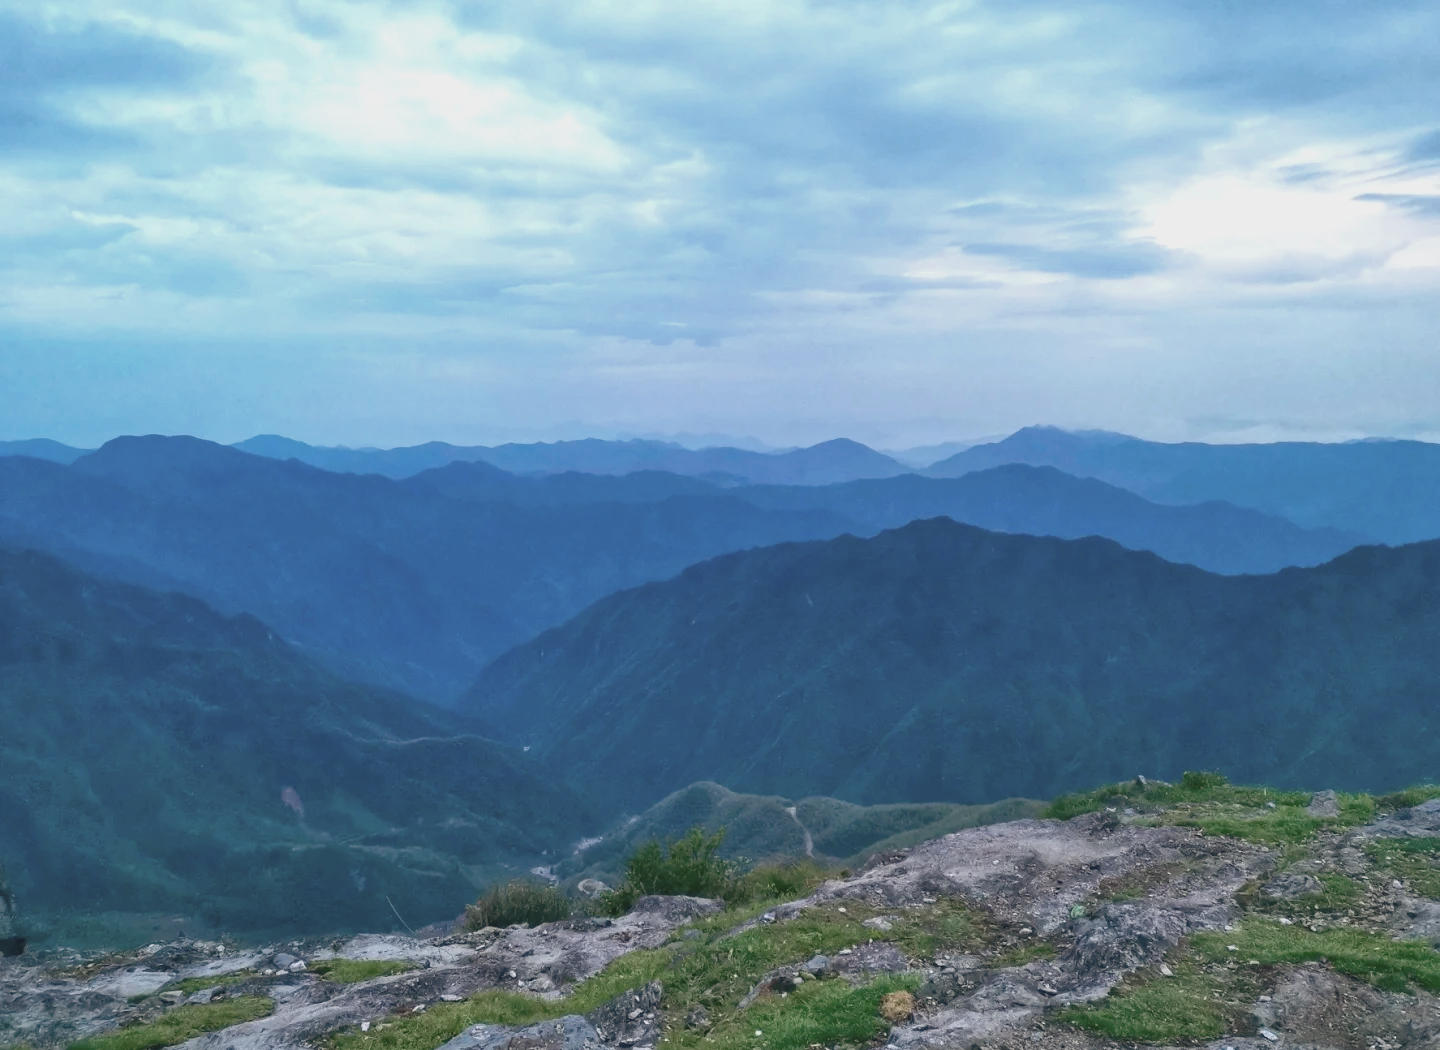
[[862, 916, 896, 931], [805, 954, 829, 974], [684, 1006, 709, 1029], [628, 895, 723, 924], [439, 1015, 603, 1050], [1261, 873, 1322, 899], [585, 980, 663, 1047], [1305, 790, 1340, 818], [272, 953, 300, 969], [0, 864, 23, 957], [1360, 799, 1440, 840]]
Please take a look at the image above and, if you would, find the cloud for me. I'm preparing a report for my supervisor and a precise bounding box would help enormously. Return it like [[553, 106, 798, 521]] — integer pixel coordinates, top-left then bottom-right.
[[1, 0, 1440, 444]]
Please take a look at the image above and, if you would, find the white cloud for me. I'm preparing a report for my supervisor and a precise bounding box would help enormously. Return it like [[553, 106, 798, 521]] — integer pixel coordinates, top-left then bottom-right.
[[2, 0, 1440, 444]]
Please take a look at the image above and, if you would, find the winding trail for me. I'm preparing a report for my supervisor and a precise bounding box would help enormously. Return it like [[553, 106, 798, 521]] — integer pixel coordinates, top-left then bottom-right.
[[783, 806, 814, 857]]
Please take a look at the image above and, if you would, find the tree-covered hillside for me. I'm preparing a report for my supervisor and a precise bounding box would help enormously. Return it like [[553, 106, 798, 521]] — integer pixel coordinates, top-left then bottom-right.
[[0, 546, 591, 941], [464, 518, 1440, 811]]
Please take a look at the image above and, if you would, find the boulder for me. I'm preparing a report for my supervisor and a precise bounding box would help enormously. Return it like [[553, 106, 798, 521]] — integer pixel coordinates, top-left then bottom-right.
[[0, 864, 23, 957], [1262, 873, 1322, 899], [1305, 790, 1341, 818], [586, 980, 663, 1047]]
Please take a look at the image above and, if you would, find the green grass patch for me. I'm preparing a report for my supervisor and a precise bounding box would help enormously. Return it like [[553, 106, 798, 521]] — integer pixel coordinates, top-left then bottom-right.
[[1064, 918, 1440, 1041], [1061, 951, 1254, 1042], [1246, 872, 1363, 918], [992, 941, 1056, 968], [1375, 786, 1440, 810], [1366, 837, 1440, 899], [1047, 773, 1377, 845], [310, 959, 416, 984], [67, 996, 273, 1050], [326, 897, 985, 1050], [669, 974, 920, 1050], [1194, 918, 1440, 993]]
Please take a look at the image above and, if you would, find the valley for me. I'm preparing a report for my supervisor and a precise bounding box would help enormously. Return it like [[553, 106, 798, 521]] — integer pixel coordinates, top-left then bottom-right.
[[5, 427, 1440, 1049]]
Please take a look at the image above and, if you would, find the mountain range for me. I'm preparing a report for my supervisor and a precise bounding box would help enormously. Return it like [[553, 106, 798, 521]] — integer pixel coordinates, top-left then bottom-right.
[[928, 426, 1440, 544], [463, 517, 1440, 812], [234, 434, 912, 484], [0, 436, 1367, 704], [0, 438, 851, 700]]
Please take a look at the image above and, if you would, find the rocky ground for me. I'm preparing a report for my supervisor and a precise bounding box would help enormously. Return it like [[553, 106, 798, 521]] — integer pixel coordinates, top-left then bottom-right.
[[7, 790, 1440, 1050]]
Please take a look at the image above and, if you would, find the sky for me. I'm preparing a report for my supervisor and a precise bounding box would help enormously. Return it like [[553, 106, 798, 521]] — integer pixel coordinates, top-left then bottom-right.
[[3, 0, 1440, 450]]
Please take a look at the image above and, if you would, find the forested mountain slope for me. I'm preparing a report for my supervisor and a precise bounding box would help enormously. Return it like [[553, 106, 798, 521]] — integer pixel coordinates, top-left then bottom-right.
[[464, 519, 1440, 811]]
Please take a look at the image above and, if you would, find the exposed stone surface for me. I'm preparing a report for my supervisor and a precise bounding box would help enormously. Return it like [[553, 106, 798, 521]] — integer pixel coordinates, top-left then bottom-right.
[[585, 979, 663, 1046], [1263, 873, 1323, 899], [12, 807, 1440, 1050], [438, 1014, 605, 1050], [1306, 790, 1341, 818], [0, 898, 720, 1050]]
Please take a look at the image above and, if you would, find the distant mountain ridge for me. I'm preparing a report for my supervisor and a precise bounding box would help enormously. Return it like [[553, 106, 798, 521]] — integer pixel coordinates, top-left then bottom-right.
[[462, 518, 1440, 811], [0, 545, 590, 938], [0, 437, 1373, 704], [0, 439, 90, 465], [732, 464, 1365, 575], [0, 437, 853, 701], [927, 425, 1440, 544], [234, 434, 911, 484]]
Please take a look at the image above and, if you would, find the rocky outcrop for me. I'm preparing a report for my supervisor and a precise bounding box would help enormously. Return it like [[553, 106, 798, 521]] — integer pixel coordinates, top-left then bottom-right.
[[0, 864, 22, 957], [9, 807, 1440, 1050]]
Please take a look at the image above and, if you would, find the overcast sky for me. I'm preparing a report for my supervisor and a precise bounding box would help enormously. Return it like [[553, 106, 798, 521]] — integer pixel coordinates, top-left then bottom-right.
[[3, 0, 1439, 450]]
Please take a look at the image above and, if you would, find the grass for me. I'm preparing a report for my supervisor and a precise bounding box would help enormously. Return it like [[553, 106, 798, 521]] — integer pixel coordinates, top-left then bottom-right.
[[1061, 950, 1255, 1042], [325, 894, 992, 1050], [1046, 772, 1377, 845], [1365, 837, 1440, 899], [1193, 919, 1440, 993], [992, 941, 1056, 968], [1375, 786, 1440, 810], [1063, 918, 1440, 1041], [310, 959, 417, 983], [1251, 871, 1363, 918], [464, 879, 573, 931], [67, 997, 273, 1050], [667, 974, 920, 1050]]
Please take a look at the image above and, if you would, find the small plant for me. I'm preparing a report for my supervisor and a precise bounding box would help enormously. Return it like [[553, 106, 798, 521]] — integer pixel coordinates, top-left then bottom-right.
[[599, 827, 738, 915], [464, 879, 572, 931], [725, 858, 831, 906], [1180, 770, 1229, 791], [309, 959, 416, 984]]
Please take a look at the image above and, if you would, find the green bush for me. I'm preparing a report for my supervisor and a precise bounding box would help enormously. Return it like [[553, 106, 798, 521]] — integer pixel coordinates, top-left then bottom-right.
[[464, 879, 572, 931], [599, 827, 737, 915], [727, 858, 831, 905], [1180, 770, 1229, 791]]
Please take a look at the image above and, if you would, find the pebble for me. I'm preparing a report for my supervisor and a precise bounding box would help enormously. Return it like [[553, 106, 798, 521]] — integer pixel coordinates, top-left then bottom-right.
[[1259, 1028, 1279, 1042]]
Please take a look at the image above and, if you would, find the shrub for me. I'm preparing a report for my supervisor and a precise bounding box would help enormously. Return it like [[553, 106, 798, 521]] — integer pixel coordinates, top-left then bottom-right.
[[726, 858, 831, 906], [1180, 770, 1228, 791], [599, 827, 737, 915], [464, 879, 572, 931]]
